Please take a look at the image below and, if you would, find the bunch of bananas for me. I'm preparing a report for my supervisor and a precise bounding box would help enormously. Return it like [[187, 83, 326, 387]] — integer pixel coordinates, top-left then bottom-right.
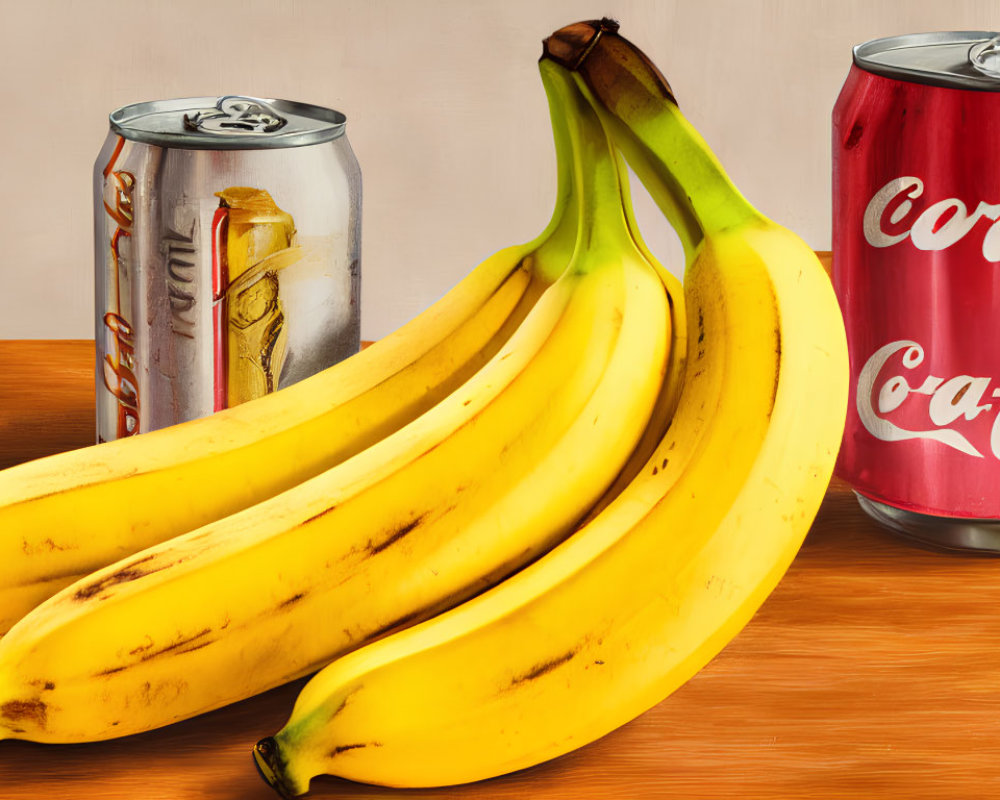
[[0, 18, 847, 798]]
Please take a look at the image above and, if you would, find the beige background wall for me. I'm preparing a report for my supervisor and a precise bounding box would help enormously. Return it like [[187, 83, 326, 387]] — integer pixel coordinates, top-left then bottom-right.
[[2, 0, 999, 340]]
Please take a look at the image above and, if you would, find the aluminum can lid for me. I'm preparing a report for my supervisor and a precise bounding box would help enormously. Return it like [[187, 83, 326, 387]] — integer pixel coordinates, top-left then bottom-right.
[[109, 96, 346, 150], [854, 31, 1000, 91]]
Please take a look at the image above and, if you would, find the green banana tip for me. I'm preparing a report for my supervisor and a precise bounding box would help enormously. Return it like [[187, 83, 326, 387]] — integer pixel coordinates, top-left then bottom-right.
[[253, 737, 299, 799]]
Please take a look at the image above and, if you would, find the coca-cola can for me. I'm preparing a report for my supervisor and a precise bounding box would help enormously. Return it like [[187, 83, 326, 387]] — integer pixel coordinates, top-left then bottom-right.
[[833, 32, 1000, 551], [94, 96, 361, 442]]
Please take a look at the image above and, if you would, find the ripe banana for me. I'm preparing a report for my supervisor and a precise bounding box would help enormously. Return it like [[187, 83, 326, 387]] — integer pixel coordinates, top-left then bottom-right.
[[0, 57, 673, 744], [0, 85, 581, 638], [252, 25, 848, 794], [584, 147, 687, 519]]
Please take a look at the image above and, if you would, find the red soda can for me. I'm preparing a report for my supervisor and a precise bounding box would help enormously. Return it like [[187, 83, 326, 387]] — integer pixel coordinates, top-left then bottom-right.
[[833, 32, 1000, 551]]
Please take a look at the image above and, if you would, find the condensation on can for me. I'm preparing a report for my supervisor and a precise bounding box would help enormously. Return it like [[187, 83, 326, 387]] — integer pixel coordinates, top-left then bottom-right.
[[94, 96, 361, 443], [833, 32, 1000, 552]]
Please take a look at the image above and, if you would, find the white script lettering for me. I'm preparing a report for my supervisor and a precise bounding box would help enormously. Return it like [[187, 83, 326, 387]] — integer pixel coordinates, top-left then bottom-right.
[[857, 340, 998, 458], [863, 177, 1000, 261]]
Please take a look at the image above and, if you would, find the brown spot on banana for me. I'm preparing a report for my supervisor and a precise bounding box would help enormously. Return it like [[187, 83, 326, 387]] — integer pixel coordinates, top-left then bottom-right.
[[771, 323, 783, 419], [73, 554, 171, 601], [330, 743, 365, 755], [365, 568, 511, 643], [21, 537, 74, 556], [175, 639, 214, 656], [366, 514, 427, 556], [278, 592, 307, 609], [302, 504, 338, 526], [1, 699, 46, 729], [329, 687, 360, 719], [94, 627, 214, 676], [366, 583, 474, 642], [329, 742, 382, 757], [509, 648, 579, 686], [468, 546, 539, 592], [139, 628, 213, 659], [366, 607, 430, 641], [129, 635, 155, 656]]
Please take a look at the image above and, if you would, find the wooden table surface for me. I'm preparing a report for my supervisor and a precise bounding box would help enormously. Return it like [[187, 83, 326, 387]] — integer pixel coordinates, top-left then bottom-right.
[[2, 338, 1000, 800]]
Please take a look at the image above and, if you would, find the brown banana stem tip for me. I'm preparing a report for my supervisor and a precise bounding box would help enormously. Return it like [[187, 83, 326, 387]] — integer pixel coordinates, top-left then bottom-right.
[[541, 17, 677, 106], [253, 737, 295, 799], [541, 18, 618, 69]]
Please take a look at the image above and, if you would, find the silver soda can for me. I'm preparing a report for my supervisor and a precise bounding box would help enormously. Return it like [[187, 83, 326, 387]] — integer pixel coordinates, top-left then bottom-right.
[[94, 96, 361, 442]]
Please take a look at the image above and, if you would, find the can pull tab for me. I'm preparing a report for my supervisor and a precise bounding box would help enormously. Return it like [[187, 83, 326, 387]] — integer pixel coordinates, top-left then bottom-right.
[[184, 96, 287, 134], [970, 35, 1000, 78]]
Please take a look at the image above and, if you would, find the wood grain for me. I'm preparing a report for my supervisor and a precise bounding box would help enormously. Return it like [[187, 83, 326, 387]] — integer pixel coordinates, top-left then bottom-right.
[[4, 299, 1000, 799], [0, 340, 96, 469]]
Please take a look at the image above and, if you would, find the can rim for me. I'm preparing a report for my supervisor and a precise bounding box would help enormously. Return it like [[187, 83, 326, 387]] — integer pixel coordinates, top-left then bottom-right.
[[853, 31, 1000, 92], [109, 96, 347, 150]]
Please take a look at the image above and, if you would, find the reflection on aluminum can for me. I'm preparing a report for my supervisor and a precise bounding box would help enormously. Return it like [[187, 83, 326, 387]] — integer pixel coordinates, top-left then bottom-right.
[[94, 96, 361, 442]]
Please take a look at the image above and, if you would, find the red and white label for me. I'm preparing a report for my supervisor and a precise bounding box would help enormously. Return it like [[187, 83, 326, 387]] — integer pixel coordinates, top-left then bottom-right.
[[833, 65, 1000, 518], [858, 340, 1000, 459]]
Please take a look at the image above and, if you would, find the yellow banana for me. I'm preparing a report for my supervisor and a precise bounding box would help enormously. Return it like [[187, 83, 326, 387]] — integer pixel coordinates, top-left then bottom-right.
[[0, 57, 671, 744], [0, 80, 580, 637], [252, 25, 847, 794], [584, 147, 687, 520]]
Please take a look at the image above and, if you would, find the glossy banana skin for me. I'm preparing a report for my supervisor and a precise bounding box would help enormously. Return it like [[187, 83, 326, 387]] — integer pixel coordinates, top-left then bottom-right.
[[253, 28, 848, 795], [0, 88, 582, 638], [0, 58, 670, 745]]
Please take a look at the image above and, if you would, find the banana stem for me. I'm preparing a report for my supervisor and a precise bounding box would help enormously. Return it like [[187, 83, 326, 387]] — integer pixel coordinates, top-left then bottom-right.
[[592, 94, 758, 241], [532, 59, 581, 282], [542, 21, 760, 253], [591, 99, 708, 259], [539, 59, 635, 266]]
